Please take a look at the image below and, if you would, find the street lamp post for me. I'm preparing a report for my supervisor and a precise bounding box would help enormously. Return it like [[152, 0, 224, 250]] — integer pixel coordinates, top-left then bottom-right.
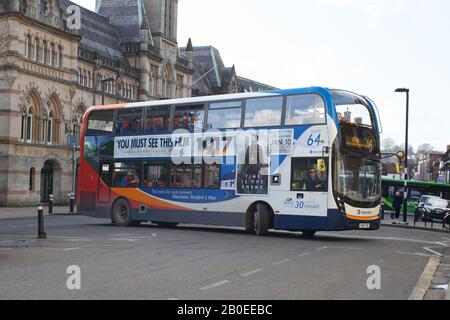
[[395, 88, 410, 223]]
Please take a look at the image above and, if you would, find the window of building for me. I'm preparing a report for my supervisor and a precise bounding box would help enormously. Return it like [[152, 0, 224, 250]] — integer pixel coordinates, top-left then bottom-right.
[[285, 94, 326, 126], [173, 105, 204, 132], [204, 164, 220, 189], [40, 110, 47, 143], [170, 164, 202, 188], [291, 158, 328, 192], [112, 161, 142, 187], [47, 111, 53, 144], [43, 41, 48, 64], [20, 108, 27, 141], [25, 35, 31, 58], [244, 96, 283, 127], [207, 101, 242, 129], [142, 162, 170, 187], [145, 106, 171, 133], [87, 110, 114, 135], [26, 108, 33, 141], [29, 167, 35, 192], [58, 46, 63, 68], [115, 108, 143, 134]]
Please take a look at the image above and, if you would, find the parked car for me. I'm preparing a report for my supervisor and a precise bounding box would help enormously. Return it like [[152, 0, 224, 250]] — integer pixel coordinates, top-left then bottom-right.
[[414, 195, 440, 221], [422, 198, 450, 222]]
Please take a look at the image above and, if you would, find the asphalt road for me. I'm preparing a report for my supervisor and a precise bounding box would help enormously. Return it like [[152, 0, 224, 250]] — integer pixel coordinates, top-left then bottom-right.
[[1, 215, 449, 300]]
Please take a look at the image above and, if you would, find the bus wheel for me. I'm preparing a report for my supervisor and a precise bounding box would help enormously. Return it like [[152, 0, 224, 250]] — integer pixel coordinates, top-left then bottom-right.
[[302, 230, 316, 238], [254, 203, 269, 236], [112, 199, 134, 227]]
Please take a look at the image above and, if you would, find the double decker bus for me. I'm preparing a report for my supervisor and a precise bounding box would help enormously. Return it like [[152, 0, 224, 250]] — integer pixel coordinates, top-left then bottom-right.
[[77, 87, 382, 236]]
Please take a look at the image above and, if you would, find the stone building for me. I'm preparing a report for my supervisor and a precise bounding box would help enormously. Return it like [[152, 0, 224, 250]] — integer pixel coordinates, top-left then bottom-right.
[[0, 0, 193, 206]]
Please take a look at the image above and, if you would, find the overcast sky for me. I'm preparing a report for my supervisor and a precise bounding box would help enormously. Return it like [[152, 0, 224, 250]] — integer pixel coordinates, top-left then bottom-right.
[[72, 0, 449, 152]]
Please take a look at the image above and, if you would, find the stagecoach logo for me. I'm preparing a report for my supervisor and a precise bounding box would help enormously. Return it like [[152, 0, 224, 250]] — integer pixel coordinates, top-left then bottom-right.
[[284, 198, 294, 207]]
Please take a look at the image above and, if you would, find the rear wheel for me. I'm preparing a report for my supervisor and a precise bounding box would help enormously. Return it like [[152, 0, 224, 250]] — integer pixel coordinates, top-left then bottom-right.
[[253, 203, 269, 236], [112, 199, 139, 226]]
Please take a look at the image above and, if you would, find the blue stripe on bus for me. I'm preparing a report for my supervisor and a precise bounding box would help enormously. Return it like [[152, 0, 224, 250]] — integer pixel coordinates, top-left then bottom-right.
[[139, 188, 239, 203]]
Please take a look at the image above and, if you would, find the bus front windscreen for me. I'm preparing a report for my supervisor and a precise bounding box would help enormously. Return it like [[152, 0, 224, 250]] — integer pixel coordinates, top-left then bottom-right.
[[333, 154, 381, 207]]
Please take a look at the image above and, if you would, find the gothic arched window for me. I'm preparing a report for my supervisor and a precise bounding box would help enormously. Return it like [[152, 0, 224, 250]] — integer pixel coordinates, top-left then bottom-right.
[[26, 108, 34, 142]]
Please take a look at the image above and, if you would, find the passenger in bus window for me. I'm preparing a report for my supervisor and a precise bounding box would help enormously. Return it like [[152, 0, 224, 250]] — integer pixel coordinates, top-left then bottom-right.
[[122, 168, 139, 187]]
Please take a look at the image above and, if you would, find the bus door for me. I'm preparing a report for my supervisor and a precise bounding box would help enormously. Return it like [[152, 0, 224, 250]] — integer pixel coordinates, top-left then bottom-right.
[[98, 162, 111, 203]]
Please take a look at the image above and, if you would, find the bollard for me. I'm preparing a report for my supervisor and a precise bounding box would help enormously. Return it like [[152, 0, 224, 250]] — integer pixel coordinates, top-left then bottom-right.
[[48, 194, 54, 215], [37, 204, 47, 239], [69, 193, 75, 214]]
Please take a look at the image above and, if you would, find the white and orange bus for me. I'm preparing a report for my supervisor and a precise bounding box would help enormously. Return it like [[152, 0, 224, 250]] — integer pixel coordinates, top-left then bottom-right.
[[77, 87, 382, 236]]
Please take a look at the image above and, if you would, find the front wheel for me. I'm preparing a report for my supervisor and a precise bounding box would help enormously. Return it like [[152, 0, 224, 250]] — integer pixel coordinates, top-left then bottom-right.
[[112, 199, 139, 226]]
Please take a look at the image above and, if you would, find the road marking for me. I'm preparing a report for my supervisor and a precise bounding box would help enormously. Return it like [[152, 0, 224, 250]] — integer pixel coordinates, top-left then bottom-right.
[[240, 268, 264, 277], [152, 233, 157, 237], [109, 235, 156, 242], [325, 233, 441, 245], [423, 247, 443, 256], [329, 246, 362, 251], [298, 252, 311, 258], [109, 238, 138, 242], [273, 259, 291, 266], [63, 247, 80, 251], [199, 280, 230, 291], [409, 256, 440, 300], [317, 246, 328, 251], [434, 241, 448, 247], [397, 251, 432, 257]]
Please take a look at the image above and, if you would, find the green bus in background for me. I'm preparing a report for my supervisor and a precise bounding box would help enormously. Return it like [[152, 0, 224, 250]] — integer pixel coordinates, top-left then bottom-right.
[[382, 178, 450, 214]]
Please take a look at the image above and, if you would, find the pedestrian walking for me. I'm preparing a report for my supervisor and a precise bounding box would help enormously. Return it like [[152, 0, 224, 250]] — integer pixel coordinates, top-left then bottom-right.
[[392, 191, 403, 219]]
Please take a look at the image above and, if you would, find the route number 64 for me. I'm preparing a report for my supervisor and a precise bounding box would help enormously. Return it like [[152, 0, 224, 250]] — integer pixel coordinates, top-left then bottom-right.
[[307, 134, 321, 147]]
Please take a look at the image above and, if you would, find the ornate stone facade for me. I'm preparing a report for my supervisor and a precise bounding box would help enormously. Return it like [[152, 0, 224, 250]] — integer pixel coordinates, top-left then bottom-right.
[[0, 0, 193, 206]]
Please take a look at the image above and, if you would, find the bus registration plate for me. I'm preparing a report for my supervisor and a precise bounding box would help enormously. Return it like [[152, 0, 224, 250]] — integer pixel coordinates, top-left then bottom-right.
[[359, 223, 371, 229]]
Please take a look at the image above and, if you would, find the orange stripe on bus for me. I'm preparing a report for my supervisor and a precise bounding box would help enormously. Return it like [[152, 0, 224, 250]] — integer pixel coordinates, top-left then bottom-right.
[[112, 188, 191, 211], [346, 214, 380, 221]]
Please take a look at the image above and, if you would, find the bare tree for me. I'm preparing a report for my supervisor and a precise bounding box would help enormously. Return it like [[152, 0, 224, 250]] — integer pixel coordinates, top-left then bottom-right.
[[417, 143, 434, 155], [381, 137, 396, 153]]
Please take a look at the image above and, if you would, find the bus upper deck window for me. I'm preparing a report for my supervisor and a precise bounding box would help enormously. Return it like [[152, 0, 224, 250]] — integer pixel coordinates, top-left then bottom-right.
[[116, 108, 143, 134], [285, 94, 325, 126], [146, 106, 171, 133], [245, 97, 282, 128], [174, 105, 205, 132], [87, 110, 114, 135]]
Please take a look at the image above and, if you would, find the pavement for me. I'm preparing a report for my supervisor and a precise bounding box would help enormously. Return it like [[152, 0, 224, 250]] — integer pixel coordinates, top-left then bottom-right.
[[381, 211, 450, 233], [0, 211, 450, 300], [0, 205, 77, 220]]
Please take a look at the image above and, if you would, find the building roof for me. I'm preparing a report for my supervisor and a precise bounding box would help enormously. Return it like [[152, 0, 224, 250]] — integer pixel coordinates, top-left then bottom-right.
[[59, 0, 128, 64], [96, 0, 147, 43], [180, 45, 277, 96], [237, 76, 278, 92]]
